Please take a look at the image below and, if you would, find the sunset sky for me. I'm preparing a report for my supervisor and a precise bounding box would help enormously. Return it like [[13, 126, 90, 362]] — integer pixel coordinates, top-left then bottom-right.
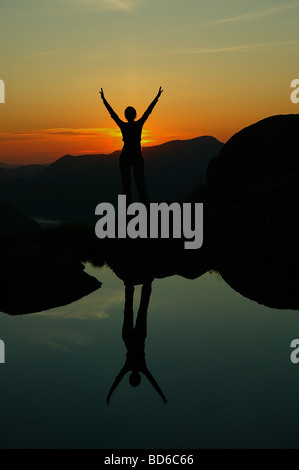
[[0, 0, 298, 163]]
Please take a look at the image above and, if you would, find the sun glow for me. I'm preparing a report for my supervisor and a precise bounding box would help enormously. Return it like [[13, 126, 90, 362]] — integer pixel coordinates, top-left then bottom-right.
[[0, 0, 298, 163]]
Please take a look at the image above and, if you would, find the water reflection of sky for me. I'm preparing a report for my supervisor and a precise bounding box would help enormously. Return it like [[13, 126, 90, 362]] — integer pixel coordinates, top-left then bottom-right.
[[1, 264, 299, 449]]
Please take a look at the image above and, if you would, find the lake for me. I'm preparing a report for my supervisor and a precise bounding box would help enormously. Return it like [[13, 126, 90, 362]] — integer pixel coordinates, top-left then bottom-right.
[[1, 264, 299, 449]]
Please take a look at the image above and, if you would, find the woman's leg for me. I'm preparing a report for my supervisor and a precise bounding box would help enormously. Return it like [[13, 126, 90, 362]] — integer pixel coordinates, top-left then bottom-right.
[[122, 284, 135, 348], [132, 157, 149, 205], [119, 155, 132, 205], [135, 282, 152, 342]]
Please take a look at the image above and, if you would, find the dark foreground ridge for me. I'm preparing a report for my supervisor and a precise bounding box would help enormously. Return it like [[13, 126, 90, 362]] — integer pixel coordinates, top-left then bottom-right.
[[0, 114, 298, 314]]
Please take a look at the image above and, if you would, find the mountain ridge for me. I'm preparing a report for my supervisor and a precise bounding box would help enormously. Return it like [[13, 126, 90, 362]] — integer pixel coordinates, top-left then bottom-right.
[[0, 135, 223, 223]]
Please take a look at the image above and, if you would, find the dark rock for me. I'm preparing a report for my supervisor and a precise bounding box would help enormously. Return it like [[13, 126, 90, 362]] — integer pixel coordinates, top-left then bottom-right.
[[0, 201, 42, 233], [207, 114, 299, 202], [204, 114, 299, 309]]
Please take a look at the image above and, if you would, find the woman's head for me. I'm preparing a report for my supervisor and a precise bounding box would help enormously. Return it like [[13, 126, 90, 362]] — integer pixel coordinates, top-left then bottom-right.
[[125, 106, 137, 122], [129, 371, 141, 387]]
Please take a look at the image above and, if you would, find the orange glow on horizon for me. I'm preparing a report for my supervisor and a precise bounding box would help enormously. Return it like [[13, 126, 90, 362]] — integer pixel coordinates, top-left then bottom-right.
[[1, 82, 297, 165], [0, 126, 215, 164], [1, 0, 298, 165]]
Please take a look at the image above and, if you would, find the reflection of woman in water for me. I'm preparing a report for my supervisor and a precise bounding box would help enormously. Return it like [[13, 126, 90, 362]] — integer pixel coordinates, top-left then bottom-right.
[[100, 87, 163, 205], [106, 282, 167, 405]]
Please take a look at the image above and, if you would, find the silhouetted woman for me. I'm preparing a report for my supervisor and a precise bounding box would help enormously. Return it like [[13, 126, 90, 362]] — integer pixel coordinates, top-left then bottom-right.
[[106, 282, 167, 405], [100, 87, 163, 205]]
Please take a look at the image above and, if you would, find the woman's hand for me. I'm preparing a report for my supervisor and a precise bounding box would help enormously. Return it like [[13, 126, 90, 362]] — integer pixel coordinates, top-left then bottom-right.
[[99, 88, 105, 100], [157, 86, 163, 99]]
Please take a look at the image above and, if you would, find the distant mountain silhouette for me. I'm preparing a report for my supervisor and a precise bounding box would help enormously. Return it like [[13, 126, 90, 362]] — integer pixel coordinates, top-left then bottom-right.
[[0, 136, 223, 223], [0, 164, 47, 184], [0, 201, 42, 233], [0, 162, 20, 169]]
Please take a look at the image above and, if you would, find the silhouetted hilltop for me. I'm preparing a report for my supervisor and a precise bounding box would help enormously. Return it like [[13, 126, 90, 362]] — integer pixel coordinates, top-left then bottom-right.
[[0, 201, 42, 233], [0, 162, 20, 169], [0, 164, 46, 183], [144, 136, 222, 199], [0, 136, 223, 223]]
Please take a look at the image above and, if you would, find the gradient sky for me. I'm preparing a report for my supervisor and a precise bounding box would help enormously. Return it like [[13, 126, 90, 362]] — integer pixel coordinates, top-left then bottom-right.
[[0, 0, 298, 163]]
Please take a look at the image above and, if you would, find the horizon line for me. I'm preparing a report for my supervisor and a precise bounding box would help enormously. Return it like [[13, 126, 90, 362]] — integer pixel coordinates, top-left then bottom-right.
[[0, 134, 223, 166]]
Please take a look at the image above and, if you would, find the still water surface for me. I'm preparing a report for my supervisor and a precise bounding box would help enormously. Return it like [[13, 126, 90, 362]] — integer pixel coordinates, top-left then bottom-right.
[[1, 264, 299, 449]]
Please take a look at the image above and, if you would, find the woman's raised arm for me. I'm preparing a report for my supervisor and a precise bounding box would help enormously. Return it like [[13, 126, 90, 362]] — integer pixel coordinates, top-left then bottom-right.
[[140, 86, 163, 124], [99, 88, 123, 127]]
